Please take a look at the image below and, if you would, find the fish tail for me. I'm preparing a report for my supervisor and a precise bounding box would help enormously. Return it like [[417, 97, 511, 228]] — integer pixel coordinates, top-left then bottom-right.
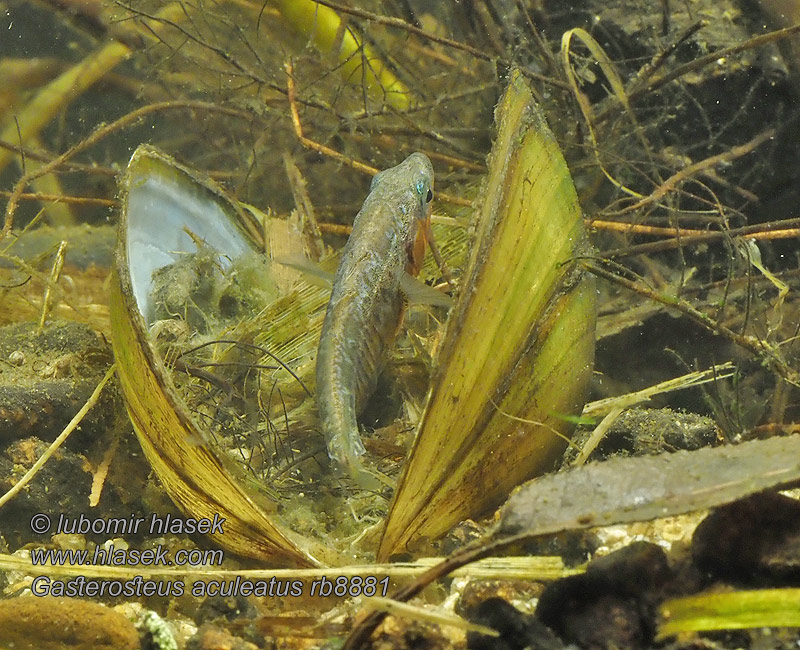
[[328, 430, 393, 490], [327, 428, 367, 466]]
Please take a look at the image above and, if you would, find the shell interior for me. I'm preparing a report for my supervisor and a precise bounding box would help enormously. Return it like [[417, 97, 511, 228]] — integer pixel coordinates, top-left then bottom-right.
[[125, 148, 256, 325]]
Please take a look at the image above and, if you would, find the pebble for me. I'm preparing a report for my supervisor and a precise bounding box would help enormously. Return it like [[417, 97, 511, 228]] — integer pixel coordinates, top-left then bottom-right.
[[0, 596, 140, 650]]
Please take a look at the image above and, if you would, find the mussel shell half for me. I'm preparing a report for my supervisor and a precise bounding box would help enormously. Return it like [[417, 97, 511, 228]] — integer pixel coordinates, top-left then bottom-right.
[[110, 145, 318, 567], [379, 70, 596, 558]]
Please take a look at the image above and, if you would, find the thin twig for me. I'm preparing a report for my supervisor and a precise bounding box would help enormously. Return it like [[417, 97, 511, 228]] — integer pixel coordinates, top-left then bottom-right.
[[179, 338, 312, 397], [0, 190, 116, 207], [425, 225, 455, 290], [0, 140, 118, 175], [285, 60, 472, 210], [2, 101, 255, 242], [629, 20, 706, 93], [285, 60, 377, 177], [583, 260, 798, 386], [89, 433, 119, 507], [308, 0, 569, 90], [342, 535, 528, 650], [0, 364, 116, 510], [38, 240, 67, 332], [14, 117, 26, 177], [604, 216, 800, 259], [588, 220, 707, 237], [602, 130, 775, 217], [640, 22, 800, 97], [318, 222, 354, 236]]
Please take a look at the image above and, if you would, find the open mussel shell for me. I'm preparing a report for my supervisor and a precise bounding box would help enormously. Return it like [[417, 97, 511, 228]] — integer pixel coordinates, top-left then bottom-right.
[[379, 70, 597, 559], [110, 145, 320, 567]]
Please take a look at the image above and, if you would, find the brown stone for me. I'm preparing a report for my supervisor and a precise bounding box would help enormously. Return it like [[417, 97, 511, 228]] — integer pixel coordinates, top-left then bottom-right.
[[188, 624, 258, 650], [0, 596, 140, 650]]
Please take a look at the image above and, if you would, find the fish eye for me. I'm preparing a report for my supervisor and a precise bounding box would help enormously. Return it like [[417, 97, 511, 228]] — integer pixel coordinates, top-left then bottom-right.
[[426, 189, 433, 203]]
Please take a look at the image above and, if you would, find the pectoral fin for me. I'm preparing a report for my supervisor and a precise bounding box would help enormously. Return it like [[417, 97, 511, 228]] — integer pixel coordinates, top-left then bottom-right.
[[277, 253, 452, 307], [274, 253, 334, 288], [400, 274, 453, 307]]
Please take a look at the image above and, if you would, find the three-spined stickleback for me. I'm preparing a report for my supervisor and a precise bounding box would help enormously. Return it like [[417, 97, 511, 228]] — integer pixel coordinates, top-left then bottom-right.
[[316, 153, 435, 488]]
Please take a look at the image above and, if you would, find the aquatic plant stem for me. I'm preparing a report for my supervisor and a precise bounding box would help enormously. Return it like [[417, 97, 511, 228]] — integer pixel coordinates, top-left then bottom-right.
[[308, 0, 569, 90], [0, 41, 130, 176], [1, 101, 254, 243]]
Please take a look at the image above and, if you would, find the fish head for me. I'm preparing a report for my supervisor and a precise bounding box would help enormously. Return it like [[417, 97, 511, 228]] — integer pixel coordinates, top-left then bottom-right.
[[405, 154, 434, 276], [380, 152, 434, 276], [365, 153, 434, 275]]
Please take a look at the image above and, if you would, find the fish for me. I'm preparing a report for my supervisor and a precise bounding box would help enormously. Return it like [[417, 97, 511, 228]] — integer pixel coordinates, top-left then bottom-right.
[[316, 152, 435, 488]]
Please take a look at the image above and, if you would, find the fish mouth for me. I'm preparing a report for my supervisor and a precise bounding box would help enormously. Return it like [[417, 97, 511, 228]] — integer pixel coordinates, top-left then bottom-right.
[[405, 212, 431, 276]]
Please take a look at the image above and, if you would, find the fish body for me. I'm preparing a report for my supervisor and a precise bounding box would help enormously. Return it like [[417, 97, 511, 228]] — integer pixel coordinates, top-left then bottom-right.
[[316, 153, 434, 486]]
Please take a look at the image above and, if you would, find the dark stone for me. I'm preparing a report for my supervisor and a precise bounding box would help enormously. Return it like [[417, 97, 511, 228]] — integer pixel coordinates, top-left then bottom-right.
[[467, 598, 564, 650], [692, 492, 800, 584], [535, 542, 671, 650]]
